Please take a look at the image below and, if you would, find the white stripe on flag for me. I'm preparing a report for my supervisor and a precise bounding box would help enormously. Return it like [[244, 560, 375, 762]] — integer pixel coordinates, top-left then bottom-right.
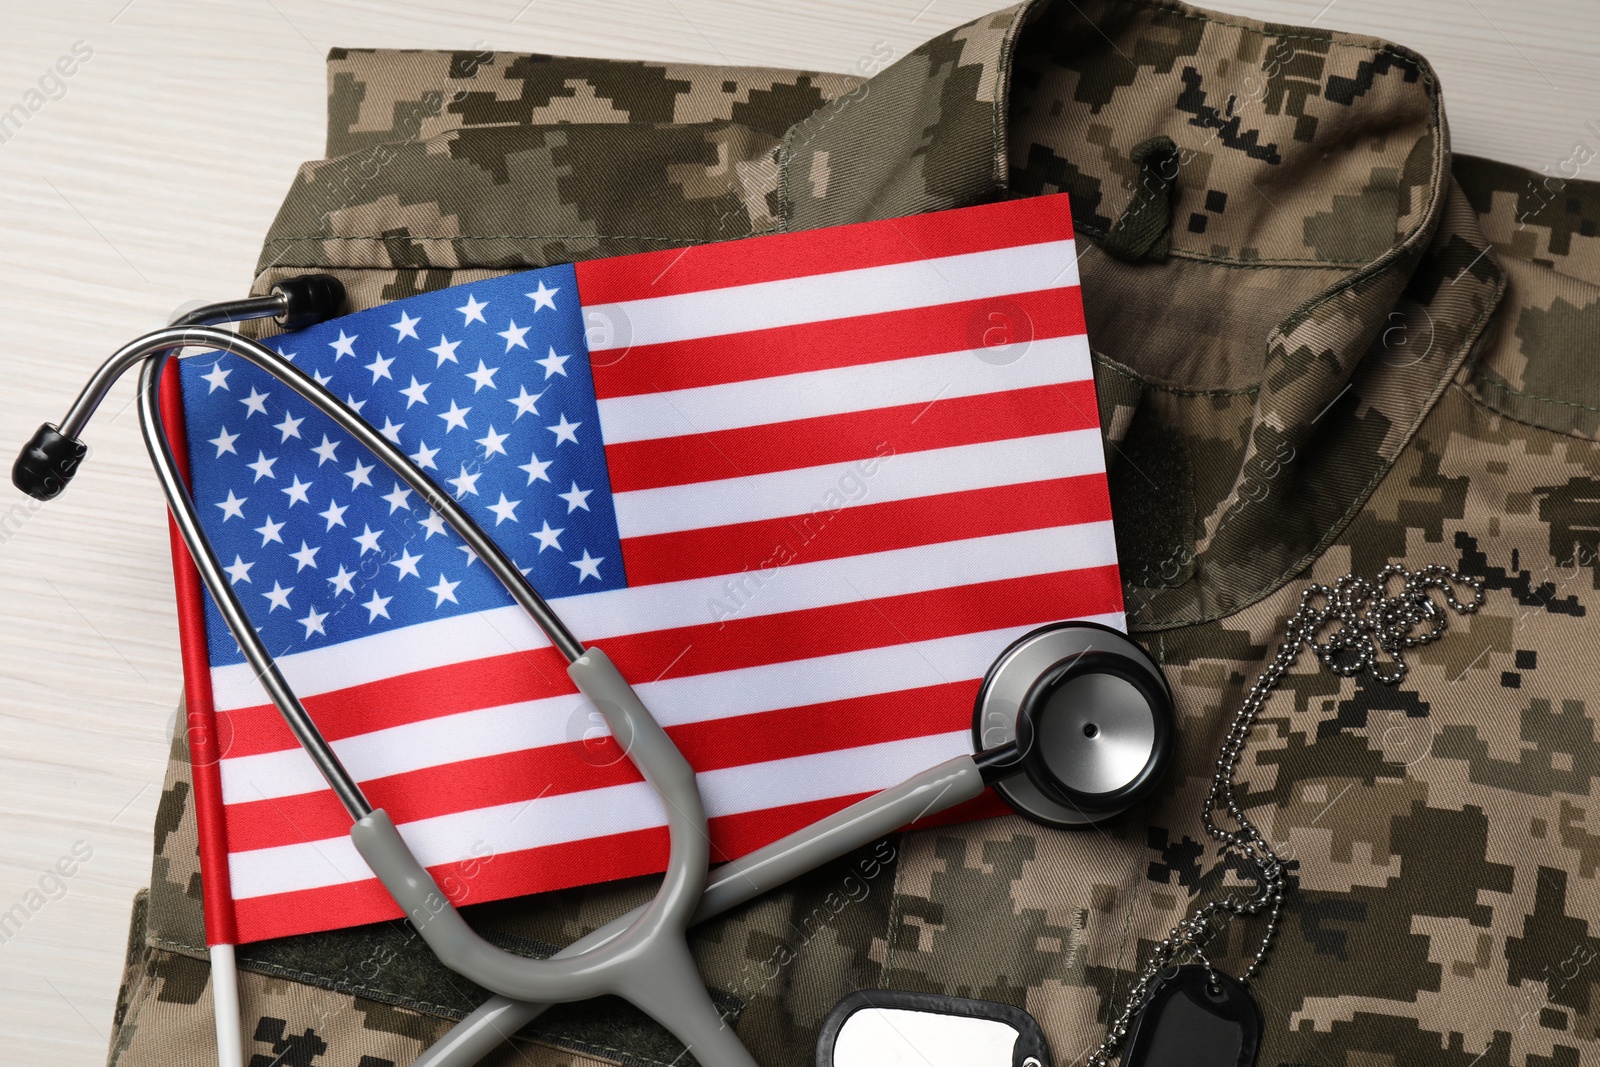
[[207, 522, 1120, 711], [584, 240, 1081, 350], [218, 614, 1123, 804], [612, 430, 1105, 538], [596, 334, 1092, 444], [228, 731, 975, 899]]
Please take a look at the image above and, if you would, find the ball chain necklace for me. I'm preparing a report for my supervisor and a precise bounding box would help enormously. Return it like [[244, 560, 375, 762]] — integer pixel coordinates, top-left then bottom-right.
[[1087, 564, 1485, 1067]]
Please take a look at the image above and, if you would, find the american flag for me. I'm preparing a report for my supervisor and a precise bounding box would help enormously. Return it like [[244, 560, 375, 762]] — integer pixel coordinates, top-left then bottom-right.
[[164, 193, 1123, 944]]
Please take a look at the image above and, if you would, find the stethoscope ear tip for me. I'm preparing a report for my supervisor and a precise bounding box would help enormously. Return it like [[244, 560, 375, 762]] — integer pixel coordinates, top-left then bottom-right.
[[271, 274, 347, 331], [12, 423, 86, 501]]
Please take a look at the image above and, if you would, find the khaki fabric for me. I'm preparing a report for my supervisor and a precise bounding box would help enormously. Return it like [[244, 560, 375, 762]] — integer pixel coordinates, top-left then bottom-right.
[[113, 3, 1600, 1065]]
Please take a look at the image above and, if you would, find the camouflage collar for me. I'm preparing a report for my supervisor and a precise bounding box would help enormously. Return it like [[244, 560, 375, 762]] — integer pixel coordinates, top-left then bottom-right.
[[774, 1, 1504, 631], [260, 1, 1504, 632]]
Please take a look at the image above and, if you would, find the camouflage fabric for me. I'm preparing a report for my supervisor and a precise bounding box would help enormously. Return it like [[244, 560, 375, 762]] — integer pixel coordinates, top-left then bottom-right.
[[111, 2, 1600, 1065]]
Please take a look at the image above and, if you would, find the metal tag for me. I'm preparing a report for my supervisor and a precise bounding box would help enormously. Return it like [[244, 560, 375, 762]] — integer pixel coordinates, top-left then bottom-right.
[[817, 989, 1052, 1067], [1121, 965, 1261, 1067]]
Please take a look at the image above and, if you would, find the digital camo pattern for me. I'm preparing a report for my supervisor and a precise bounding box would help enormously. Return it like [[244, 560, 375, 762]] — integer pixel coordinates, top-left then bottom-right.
[[323, 49, 865, 158], [890, 379, 1600, 1067], [264, 50, 873, 278], [148, 704, 207, 956], [1456, 153, 1600, 442], [111, 913, 623, 1067], [114, 1, 1600, 1065]]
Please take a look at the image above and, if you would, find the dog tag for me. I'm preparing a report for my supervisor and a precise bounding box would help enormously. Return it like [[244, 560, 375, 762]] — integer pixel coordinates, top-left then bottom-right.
[[1120, 965, 1261, 1067]]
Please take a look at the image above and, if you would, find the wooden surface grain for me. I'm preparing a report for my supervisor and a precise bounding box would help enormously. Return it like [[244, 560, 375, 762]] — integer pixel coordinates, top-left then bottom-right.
[[0, 1, 1594, 1061]]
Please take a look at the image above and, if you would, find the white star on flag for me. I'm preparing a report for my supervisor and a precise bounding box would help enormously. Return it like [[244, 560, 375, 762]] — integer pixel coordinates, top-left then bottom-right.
[[430, 336, 461, 366], [353, 524, 382, 554], [241, 388, 269, 417], [532, 520, 563, 551], [262, 581, 293, 612], [216, 490, 247, 520], [456, 294, 487, 325], [428, 573, 460, 606], [318, 500, 348, 530], [391, 310, 421, 341], [281, 475, 313, 506], [366, 352, 395, 383], [274, 413, 304, 441], [518, 452, 552, 485], [254, 515, 284, 545], [507, 385, 544, 419], [448, 465, 481, 498], [298, 606, 328, 637], [476, 426, 510, 458], [570, 549, 603, 581], [329, 330, 358, 359], [498, 321, 530, 351], [245, 452, 277, 482], [382, 485, 412, 514], [399, 377, 431, 408], [410, 441, 441, 470], [327, 565, 356, 595], [363, 591, 392, 621], [536, 347, 569, 378], [558, 482, 591, 512], [389, 549, 423, 579], [201, 363, 232, 393], [438, 400, 471, 432], [345, 460, 374, 490], [547, 414, 581, 445], [487, 493, 520, 525], [526, 280, 559, 311], [209, 427, 239, 457]]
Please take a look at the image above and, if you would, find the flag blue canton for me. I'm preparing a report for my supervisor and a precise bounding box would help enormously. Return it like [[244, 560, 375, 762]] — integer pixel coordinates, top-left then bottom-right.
[[177, 263, 626, 665]]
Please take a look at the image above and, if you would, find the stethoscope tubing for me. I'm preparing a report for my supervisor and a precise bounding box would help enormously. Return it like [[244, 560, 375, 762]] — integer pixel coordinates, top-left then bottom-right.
[[413, 753, 990, 1067]]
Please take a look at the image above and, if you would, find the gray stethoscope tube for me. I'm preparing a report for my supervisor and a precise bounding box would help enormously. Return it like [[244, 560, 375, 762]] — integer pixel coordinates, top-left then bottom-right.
[[417, 755, 990, 1067], [18, 280, 757, 1067], [15, 277, 1177, 1067], [417, 626, 1175, 1067]]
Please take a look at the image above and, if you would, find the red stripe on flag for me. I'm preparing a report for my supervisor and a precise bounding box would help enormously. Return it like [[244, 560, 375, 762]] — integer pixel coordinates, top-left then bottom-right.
[[231, 785, 1010, 944], [622, 475, 1112, 586], [573, 194, 1075, 306], [589, 286, 1085, 399], [216, 566, 1124, 758], [221, 680, 980, 851], [605, 380, 1101, 492]]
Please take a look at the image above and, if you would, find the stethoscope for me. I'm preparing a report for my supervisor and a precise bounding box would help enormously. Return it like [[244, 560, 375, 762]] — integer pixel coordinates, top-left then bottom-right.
[[13, 275, 1176, 1067]]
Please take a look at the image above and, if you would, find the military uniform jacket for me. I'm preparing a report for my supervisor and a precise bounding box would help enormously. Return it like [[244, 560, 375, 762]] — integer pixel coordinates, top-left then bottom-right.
[[109, 2, 1600, 1065]]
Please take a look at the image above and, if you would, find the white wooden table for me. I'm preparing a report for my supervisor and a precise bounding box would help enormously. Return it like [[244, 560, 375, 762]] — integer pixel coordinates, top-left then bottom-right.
[[0, 1, 1594, 1062]]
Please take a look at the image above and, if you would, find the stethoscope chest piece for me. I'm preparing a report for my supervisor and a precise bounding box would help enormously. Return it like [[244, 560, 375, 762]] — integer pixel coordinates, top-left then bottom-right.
[[973, 621, 1175, 828]]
